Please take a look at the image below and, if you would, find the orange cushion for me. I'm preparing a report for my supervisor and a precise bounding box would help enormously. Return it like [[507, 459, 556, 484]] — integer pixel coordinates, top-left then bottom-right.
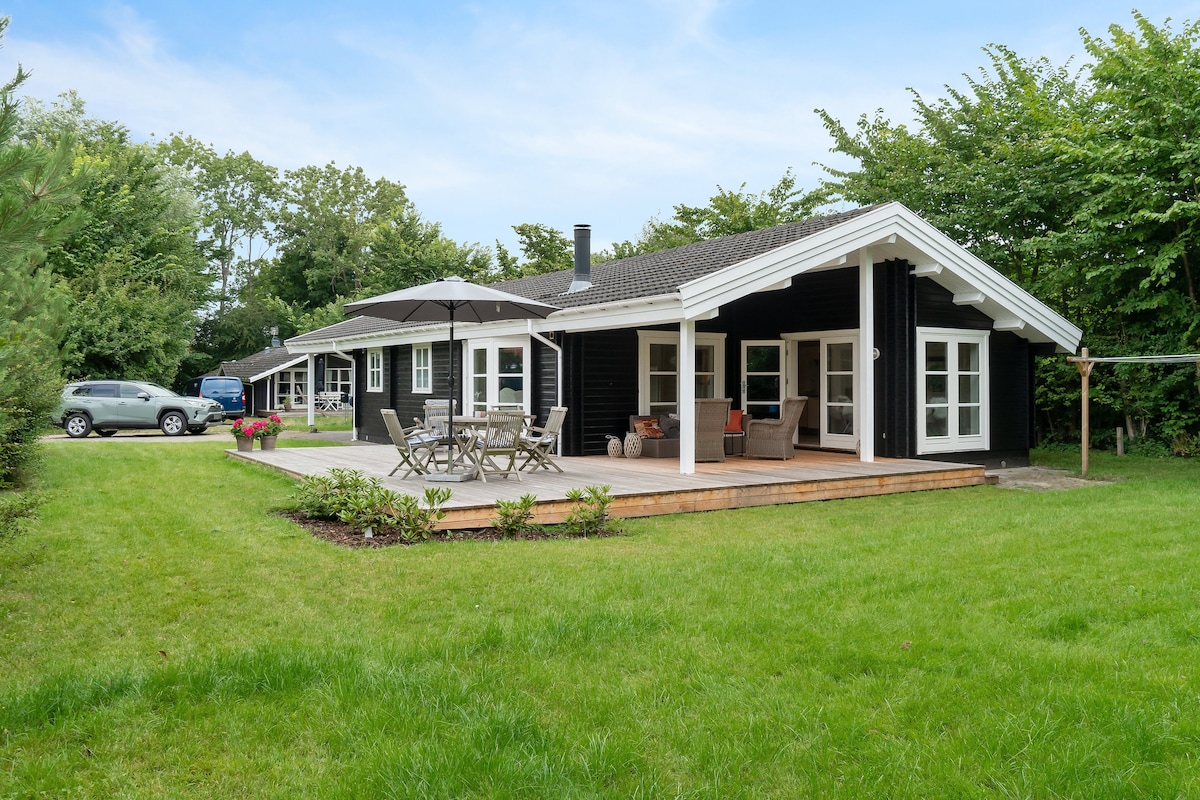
[[634, 418, 666, 439], [724, 409, 744, 433]]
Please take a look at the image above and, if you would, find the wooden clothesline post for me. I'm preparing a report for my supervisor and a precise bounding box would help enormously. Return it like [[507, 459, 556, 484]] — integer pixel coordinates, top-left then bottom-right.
[[1074, 347, 1096, 477]]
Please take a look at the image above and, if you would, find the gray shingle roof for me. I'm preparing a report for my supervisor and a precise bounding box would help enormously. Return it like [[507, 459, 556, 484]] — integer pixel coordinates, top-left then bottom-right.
[[221, 347, 307, 379], [288, 205, 882, 346], [491, 204, 881, 307]]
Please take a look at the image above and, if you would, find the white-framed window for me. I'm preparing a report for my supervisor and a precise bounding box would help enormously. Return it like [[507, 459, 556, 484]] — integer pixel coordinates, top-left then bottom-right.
[[636, 331, 726, 416], [367, 348, 383, 393], [325, 365, 351, 397], [412, 344, 432, 394], [464, 336, 530, 415], [276, 369, 308, 407], [916, 328, 989, 454]]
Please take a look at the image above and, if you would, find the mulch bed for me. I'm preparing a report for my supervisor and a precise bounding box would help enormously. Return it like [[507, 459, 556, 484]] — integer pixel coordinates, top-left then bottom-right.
[[279, 512, 621, 548]]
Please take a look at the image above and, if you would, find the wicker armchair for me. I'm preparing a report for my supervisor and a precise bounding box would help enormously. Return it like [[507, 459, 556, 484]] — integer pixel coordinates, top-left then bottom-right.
[[695, 398, 732, 463], [745, 397, 807, 459]]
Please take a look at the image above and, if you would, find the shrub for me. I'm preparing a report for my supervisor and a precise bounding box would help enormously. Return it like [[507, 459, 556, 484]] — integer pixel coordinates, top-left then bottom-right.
[[293, 469, 451, 541], [0, 491, 43, 549], [1171, 432, 1200, 458], [563, 484, 622, 537], [492, 493, 539, 538]]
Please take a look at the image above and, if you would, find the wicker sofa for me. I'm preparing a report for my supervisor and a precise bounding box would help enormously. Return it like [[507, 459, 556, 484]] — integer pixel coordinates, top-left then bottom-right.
[[629, 399, 738, 461], [628, 414, 681, 458], [745, 396, 808, 459]]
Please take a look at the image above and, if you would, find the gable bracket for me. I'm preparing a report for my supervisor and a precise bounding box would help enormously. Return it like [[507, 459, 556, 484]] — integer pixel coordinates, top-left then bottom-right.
[[993, 318, 1026, 332], [953, 291, 986, 306], [910, 263, 943, 277]]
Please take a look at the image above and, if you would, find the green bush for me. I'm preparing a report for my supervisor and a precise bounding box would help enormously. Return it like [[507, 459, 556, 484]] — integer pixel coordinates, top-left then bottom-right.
[[0, 491, 43, 549], [293, 469, 451, 541], [563, 484, 622, 537], [491, 493, 539, 538]]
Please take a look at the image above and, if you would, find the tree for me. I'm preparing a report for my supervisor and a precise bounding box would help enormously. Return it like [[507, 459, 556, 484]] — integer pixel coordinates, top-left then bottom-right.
[[0, 14, 83, 546], [263, 162, 410, 310], [597, 169, 827, 260], [40, 115, 210, 384], [811, 13, 1200, 446], [157, 134, 280, 313]]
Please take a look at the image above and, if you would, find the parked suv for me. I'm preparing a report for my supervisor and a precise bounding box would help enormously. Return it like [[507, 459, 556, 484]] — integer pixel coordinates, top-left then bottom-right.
[[53, 380, 225, 438], [184, 376, 245, 418]]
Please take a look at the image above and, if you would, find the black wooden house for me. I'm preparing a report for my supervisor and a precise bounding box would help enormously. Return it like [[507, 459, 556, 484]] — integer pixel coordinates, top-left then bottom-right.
[[286, 203, 1081, 470]]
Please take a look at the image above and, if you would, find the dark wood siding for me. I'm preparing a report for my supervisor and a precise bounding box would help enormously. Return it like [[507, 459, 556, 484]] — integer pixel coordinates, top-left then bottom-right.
[[531, 339, 559, 429], [875, 260, 915, 458], [915, 278, 993, 330], [712, 269, 859, 337], [355, 348, 391, 443], [562, 329, 638, 455]]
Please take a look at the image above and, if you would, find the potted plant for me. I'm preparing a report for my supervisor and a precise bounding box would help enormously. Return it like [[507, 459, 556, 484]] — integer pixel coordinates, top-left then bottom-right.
[[230, 418, 258, 452], [259, 414, 284, 451]]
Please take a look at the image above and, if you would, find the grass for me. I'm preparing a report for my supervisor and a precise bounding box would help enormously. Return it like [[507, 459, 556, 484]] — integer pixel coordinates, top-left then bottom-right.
[[2, 443, 1200, 797]]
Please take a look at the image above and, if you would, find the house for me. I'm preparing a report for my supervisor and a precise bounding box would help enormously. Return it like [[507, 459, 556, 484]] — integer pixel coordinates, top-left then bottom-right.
[[219, 347, 353, 416], [285, 203, 1082, 471]]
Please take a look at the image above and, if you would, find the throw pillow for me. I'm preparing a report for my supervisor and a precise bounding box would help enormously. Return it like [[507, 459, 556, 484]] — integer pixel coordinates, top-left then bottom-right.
[[634, 418, 666, 439], [725, 409, 744, 433]]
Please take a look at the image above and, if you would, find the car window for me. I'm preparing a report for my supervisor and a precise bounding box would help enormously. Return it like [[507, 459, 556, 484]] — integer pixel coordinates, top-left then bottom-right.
[[137, 383, 177, 397], [88, 383, 118, 398], [69, 385, 90, 396], [119, 383, 145, 398]]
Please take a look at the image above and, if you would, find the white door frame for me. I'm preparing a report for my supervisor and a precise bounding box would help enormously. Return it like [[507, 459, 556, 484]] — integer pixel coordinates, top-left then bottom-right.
[[740, 339, 788, 421], [783, 330, 859, 452]]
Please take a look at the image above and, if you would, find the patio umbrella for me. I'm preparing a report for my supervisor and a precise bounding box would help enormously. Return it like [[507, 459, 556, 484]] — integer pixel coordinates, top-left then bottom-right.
[[345, 276, 559, 480]]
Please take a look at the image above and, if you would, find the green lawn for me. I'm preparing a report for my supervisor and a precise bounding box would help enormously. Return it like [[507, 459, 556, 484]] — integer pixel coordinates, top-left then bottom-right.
[[2, 442, 1199, 798]]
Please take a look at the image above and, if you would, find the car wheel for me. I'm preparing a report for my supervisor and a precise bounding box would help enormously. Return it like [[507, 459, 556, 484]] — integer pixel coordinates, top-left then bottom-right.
[[187, 426, 207, 435], [96, 429, 117, 437], [64, 413, 92, 438], [160, 411, 187, 436]]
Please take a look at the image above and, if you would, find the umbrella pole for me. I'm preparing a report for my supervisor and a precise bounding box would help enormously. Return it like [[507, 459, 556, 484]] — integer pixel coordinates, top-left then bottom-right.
[[428, 304, 474, 482]]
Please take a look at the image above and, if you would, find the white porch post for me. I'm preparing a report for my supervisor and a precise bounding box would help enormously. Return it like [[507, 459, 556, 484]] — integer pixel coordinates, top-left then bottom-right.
[[306, 353, 316, 432], [349, 352, 358, 441], [859, 247, 875, 462], [679, 318, 697, 475]]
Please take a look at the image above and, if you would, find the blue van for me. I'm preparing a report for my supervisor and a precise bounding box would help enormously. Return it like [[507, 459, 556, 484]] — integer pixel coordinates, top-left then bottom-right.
[[185, 376, 245, 418]]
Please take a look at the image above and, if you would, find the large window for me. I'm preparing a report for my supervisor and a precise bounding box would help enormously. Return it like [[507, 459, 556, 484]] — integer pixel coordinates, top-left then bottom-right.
[[367, 348, 383, 393], [916, 328, 989, 454], [277, 369, 308, 407], [637, 331, 726, 416], [325, 365, 351, 397], [412, 344, 432, 394], [465, 337, 530, 415]]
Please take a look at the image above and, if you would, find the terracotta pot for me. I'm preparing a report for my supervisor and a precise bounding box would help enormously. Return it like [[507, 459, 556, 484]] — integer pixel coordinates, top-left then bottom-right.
[[235, 437, 254, 452], [260, 435, 277, 451]]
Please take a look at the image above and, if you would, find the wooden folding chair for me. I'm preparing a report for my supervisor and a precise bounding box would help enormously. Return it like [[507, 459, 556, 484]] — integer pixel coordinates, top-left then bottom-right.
[[463, 410, 525, 483], [380, 409, 439, 478], [518, 406, 567, 472]]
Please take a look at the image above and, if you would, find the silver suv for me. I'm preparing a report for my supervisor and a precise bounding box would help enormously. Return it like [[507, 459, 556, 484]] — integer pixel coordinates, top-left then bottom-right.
[[53, 380, 225, 438]]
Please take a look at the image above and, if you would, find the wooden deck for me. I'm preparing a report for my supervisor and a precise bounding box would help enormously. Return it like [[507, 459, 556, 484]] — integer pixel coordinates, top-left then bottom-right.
[[231, 442, 989, 530]]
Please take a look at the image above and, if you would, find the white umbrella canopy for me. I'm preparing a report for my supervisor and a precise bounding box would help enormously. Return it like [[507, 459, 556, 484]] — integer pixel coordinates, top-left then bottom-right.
[[345, 276, 559, 480], [344, 275, 559, 324]]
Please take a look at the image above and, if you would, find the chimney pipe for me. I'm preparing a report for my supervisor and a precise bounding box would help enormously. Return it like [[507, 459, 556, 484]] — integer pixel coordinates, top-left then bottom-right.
[[566, 224, 591, 294]]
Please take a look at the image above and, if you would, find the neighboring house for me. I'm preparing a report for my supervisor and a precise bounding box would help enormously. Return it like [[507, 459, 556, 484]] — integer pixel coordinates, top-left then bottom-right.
[[220, 347, 354, 416], [286, 203, 1082, 471]]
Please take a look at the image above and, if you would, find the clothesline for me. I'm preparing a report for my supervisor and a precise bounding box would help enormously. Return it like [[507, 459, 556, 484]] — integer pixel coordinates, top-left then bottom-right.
[[1068, 348, 1200, 476], [1067, 353, 1200, 365]]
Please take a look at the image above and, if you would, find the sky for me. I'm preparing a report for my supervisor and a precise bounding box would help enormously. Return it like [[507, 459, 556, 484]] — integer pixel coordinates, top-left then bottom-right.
[[3, 1, 1199, 256]]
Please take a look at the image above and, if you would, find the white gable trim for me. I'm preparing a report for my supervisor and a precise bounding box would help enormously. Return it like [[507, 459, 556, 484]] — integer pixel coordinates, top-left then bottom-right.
[[678, 202, 1081, 353], [244, 355, 307, 383]]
